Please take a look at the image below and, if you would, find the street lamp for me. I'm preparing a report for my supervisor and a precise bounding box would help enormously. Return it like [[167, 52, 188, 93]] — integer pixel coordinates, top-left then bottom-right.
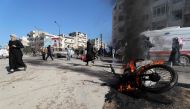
[[54, 21, 61, 51], [54, 21, 61, 36]]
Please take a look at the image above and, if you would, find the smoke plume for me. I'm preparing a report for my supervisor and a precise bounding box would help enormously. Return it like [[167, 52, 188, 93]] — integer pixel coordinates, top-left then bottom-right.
[[122, 0, 148, 62]]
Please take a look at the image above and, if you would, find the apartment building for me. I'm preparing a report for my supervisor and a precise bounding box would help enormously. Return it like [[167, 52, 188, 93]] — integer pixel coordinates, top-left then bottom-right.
[[20, 36, 29, 46], [151, 0, 185, 29], [91, 38, 107, 50], [27, 31, 88, 51], [69, 32, 88, 49], [27, 31, 58, 51], [112, 0, 190, 48], [112, 0, 126, 48]]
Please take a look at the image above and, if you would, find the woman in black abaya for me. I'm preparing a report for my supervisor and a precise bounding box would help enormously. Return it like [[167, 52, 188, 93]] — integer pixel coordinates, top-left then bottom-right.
[[8, 34, 27, 72], [86, 41, 95, 66]]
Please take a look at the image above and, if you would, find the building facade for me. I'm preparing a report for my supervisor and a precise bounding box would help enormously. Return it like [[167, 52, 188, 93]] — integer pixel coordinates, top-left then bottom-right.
[[91, 38, 107, 50], [20, 36, 29, 46], [27, 31, 58, 51], [112, 0, 190, 48], [112, 0, 126, 48], [27, 31, 88, 51], [150, 0, 187, 29], [69, 32, 88, 49]]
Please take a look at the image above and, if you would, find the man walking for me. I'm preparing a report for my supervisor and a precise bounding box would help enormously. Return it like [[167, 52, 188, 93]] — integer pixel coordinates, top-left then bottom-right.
[[45, 45, 53, 61]]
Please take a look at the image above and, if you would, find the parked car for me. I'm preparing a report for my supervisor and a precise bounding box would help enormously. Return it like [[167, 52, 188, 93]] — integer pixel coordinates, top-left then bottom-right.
[[53, 48, 75, 58], [0, 49, 9, 58], [53, 50, 67, 58]]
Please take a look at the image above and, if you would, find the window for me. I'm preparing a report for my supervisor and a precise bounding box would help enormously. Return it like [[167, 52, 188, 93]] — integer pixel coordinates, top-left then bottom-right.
[[161, 5, 166, 15], [153, 8, 157, 17], [153, 4, 167, 17], [118, 27, 124, 32], [157, 7, 161, 16], [118, 15, 124, 21], [118, 4, 122, 10], [172, 9, 182, 20], [113, 16, 117, 21]]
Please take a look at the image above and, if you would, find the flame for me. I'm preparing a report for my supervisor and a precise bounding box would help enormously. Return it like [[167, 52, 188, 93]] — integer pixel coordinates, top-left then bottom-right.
[[123, 60, 135, 72], [118, 60, 136, 92], [117, 60, 165, 93], [128, 60, 135, 72], [117, 84, 134, 92], [152, 60, 164, 65]]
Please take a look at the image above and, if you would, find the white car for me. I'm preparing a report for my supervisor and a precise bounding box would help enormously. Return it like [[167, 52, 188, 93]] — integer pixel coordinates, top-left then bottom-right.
[[0, 49, 9, 58], [53, 50, 67, 58]]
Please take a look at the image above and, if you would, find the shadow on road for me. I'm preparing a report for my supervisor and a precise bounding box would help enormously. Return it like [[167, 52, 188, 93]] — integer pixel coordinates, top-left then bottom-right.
[[25, 59, 190, 109], [178, 83, 190, 88]]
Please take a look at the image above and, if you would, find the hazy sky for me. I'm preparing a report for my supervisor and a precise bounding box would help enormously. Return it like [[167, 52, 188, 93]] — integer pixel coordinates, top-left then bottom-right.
[[0, 0, 114, 46]]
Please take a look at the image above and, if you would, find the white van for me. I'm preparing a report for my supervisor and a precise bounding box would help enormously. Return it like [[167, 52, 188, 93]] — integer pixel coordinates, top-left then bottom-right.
[[142, 27, 190, 65]]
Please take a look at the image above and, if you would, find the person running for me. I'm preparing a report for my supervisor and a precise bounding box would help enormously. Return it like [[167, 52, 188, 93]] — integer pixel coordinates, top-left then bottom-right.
[[8, 34, 27, 72], [45, 45, 53, 61]]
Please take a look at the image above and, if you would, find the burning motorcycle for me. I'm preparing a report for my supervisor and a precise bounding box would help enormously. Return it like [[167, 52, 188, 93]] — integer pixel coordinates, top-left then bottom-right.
[[110, 60, 178, 93]]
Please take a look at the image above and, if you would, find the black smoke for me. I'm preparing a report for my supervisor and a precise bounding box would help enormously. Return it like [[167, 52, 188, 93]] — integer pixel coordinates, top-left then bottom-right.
[[121, 0, 148, 63]]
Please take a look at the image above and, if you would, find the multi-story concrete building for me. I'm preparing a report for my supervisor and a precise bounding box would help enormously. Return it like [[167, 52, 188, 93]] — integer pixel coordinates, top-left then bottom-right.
[[91, 38, 107, 50], [184, 0, 190, 26], [27, 31, 59, 51], [62, 35, 75, 49], [27, 31, 88, 51], [112, 0, 190, 48], [20, 36, 29, 46], [69, 32, 88, 49], [112, 0, 126, 48], [150, 0, 189, 29]]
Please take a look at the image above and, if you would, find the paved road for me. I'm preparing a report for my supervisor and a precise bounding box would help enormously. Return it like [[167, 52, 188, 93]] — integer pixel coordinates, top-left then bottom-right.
[[0, 56, 190, 109], [0, 56, 110, 109]]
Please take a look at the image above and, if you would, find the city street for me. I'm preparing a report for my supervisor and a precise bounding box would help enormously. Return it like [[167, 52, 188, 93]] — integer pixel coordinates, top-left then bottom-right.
[[0, 56, 190, 109]]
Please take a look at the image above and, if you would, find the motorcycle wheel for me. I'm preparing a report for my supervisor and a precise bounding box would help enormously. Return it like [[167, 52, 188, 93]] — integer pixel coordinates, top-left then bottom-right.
[[138, 64, 178, 93]]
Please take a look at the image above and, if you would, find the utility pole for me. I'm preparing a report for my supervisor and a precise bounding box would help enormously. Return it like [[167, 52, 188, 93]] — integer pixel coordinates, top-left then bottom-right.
[[54, 21, 61, 36]]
